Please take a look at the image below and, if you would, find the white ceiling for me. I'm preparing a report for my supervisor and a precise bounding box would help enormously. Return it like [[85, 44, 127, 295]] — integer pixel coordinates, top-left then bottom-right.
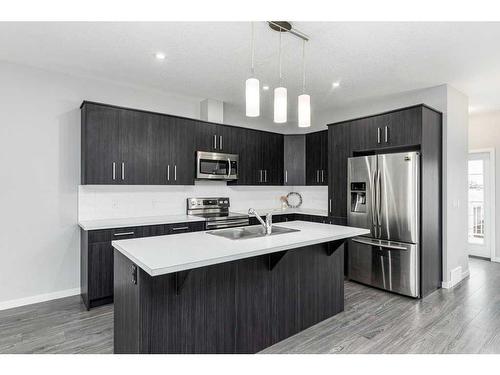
[[1, 22, 500, 123]]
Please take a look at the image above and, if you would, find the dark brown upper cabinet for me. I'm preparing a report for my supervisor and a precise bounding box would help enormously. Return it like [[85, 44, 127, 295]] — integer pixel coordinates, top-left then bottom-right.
[[375, 106, 422, 147], [328, 122, 350, 218], [194, 121, 241, 154], [306, 130, 328, 185], [261, 132, 284, 185], [82, 103, 151, 185], [349, 107, 422, 152], [283, 135, 306, 186], [81, 103, 121, 184], [149, 116, 196, 185], [81, 101, 282, 186], [169, 117, 196, 185], [230, 129, 283, 186]]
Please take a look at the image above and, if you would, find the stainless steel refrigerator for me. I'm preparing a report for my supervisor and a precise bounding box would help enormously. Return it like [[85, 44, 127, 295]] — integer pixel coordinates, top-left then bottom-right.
[[347, 151, 420, 297]]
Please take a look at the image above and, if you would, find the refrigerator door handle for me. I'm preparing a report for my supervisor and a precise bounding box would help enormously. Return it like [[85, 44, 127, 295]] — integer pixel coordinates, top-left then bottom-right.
[[371, 170, 378, 237], [351, 238, 408, 251], [377, 168, 382, 229]]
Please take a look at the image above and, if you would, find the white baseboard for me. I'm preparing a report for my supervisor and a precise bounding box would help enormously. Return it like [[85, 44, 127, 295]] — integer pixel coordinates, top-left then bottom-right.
[[0, 288, 81, 311], [491, 257, 500, 263], [441, 268, 470, 289]]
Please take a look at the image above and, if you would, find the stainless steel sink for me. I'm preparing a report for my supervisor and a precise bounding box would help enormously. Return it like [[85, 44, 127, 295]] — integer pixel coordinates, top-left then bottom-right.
[[207, 225, 300, 240]]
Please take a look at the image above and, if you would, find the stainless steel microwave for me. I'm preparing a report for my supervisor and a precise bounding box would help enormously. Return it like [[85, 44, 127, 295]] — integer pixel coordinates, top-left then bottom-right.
[[196, 151, 239, 180]]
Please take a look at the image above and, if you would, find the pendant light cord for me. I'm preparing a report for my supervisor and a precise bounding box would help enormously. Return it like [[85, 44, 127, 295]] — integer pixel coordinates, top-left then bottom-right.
[[251, 22, 255, 76], [302, 40, 306, 93], [278, 27, 282, 84]]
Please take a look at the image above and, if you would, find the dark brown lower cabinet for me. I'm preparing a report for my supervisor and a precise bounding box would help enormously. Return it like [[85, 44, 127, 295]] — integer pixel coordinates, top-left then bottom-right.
[[81, 221, 205, 310], [114, 240, 345, 354]]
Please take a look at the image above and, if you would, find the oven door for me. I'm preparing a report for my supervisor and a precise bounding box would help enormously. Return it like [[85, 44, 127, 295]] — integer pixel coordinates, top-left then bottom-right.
[[196, 151, 238, 180]]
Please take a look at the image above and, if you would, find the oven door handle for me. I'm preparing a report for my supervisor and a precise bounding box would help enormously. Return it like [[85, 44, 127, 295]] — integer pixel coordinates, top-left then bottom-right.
[[351, 238, 408, 251]]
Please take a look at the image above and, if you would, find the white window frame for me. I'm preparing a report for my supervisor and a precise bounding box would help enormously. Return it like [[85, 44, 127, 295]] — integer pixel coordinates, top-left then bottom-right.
[[469, 148, 496, 261]]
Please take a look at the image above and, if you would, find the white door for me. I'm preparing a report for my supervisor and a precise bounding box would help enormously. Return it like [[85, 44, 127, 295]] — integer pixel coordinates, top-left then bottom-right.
[[468, 151, 494, 258]]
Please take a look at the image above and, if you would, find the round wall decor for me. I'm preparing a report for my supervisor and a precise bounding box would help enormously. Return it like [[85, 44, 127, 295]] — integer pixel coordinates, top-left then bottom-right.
[[286, 192, 303, 208]]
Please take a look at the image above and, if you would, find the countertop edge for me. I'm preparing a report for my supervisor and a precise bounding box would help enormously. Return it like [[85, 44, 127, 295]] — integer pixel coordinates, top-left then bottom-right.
[[112, 225, 369, 277], [79, 215, 206, 231]]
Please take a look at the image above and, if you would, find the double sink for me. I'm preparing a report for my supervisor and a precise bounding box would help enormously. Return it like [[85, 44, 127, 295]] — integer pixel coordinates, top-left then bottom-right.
[[207, 225, 300, 240]]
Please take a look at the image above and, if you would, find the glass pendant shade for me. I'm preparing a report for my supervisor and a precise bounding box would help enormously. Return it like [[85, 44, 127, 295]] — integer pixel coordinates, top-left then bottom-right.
[[274, 86, 287, 123], [245, 77, 260, 117], [298, 94, 311, 127]]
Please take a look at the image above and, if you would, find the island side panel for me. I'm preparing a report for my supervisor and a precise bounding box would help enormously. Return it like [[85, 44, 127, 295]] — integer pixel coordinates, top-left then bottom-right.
[[114, 249, 140, 353], [114, 241, 345, 354], [114, 249, 153, 354], [298, 243, 344, 330]]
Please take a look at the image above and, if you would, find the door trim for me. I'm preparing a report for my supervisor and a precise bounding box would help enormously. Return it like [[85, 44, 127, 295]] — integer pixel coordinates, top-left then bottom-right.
[[469, 148, 496, 262]]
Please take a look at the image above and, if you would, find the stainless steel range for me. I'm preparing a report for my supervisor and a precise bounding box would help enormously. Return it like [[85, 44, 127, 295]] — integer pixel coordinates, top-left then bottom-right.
[[187, 197, 249, 230]]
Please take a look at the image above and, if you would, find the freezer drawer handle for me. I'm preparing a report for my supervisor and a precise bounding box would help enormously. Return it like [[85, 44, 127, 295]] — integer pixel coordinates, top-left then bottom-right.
[[114, 232, 135, 236], [351, 238, 407, 251], [171, 226, 189, 231]]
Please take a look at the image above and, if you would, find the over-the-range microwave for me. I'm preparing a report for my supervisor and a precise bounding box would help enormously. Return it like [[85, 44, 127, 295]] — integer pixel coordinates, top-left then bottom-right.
[[196, 151, 239, 180]]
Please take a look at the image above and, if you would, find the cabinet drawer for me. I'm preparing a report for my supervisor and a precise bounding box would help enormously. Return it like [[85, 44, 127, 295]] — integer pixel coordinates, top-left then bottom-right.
[[166, 221, 205, 234], [88, 226, 143, 244], [141, 224, 167, 237]]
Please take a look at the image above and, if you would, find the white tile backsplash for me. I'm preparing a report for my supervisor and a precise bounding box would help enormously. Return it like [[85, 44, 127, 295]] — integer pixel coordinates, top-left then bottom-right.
[[78, 182, 328, 221]]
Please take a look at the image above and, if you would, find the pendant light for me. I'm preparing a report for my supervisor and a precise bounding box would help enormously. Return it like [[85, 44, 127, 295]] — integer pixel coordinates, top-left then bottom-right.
[[246, 22, 260, 117], [274, 27, 287, 123], [298, 39, 311, 127]]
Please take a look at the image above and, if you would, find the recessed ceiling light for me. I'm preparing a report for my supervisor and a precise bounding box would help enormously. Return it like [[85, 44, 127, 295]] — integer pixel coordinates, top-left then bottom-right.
[[332, 81, 340, 88], [262, 85, 270, 91], [155, 52, 166, 60]]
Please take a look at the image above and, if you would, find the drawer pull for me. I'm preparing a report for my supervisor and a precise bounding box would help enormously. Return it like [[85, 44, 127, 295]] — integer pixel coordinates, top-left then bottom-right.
[[172, 226, 189, 231], [114, 231, 134, 236]]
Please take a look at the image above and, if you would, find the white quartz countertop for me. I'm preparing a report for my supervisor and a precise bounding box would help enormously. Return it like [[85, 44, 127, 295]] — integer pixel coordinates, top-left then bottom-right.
[[79, 214, 205, 231], [112, 221, 369, 277], [233, 207, 329, 217]]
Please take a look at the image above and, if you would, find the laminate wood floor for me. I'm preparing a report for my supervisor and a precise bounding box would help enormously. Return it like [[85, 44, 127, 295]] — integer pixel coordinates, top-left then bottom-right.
[[1, 258, 499, 354]]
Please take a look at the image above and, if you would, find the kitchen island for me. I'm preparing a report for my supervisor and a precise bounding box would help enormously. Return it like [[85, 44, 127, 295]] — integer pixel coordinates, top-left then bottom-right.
[[112, 221, 369, 354]]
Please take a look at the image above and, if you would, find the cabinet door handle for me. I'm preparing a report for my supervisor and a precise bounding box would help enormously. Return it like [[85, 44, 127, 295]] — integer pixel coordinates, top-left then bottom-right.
[[114, 231, 134, 236], [321, 170, 324, 183], [384, 126, 389, 143], [213, 135, 217, 149], [112, 162, 116, 181], [329, 198, 332, 214], [131, 265, 137, 285], [377, 127, 381, 144], [167, 165, 170, 181], [220, 135, 223, 150], [285, 170, 288, 184], [174, 165, 177, 181], [317, 170, 320, 183], [121, 162, 125, 180], [171, 226, 189, 231], [265, 170, 268, 182]]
